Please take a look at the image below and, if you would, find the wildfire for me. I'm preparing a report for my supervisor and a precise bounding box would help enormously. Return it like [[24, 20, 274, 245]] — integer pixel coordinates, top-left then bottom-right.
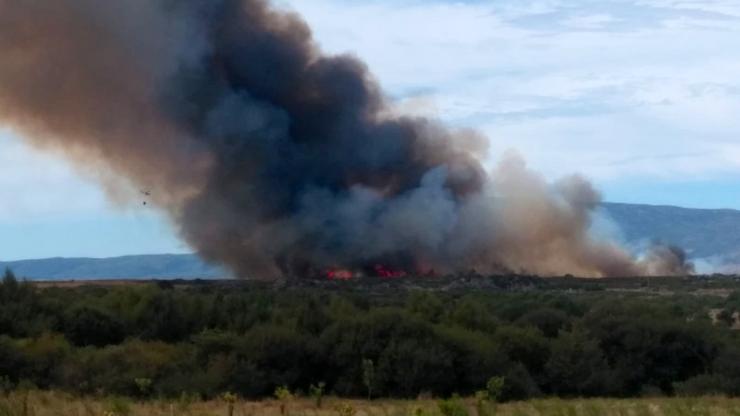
[[326, 269, 354, 280], [373, 264, 407, 278], [325, 264, 408, 280]]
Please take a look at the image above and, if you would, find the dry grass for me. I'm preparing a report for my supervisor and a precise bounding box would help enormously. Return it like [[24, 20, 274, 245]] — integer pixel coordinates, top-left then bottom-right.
[[3, 391, 740, 416]]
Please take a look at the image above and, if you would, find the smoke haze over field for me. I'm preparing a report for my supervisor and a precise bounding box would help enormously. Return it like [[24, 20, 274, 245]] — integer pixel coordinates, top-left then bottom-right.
[[0, 0, 693, 278]]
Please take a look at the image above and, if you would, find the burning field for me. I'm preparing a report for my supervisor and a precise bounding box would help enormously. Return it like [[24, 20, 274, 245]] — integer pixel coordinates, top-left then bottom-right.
[[0, 0, 692, 278]]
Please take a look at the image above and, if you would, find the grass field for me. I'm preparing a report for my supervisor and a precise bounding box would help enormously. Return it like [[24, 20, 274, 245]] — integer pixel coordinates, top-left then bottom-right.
[[3, 391, 740, 416]]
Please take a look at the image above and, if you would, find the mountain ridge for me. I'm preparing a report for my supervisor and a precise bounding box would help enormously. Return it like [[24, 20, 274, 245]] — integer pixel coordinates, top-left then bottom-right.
[[600, 202, 740, 270], [0, 253, 227, 280], [2, 202, 738, 279]]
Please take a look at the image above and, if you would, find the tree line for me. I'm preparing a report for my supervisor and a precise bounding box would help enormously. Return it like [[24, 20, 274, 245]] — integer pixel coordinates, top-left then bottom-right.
[[2, 269, 740, 400]]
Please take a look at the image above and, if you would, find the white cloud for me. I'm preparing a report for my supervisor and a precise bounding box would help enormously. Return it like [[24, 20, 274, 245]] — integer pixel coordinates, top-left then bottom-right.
[[561, 14, 622, 30], [283, 0, 740, 185], [636, 0, 740, 17]]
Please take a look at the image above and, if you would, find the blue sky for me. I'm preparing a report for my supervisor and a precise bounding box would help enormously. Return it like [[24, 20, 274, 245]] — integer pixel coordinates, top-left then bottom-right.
[[1, 0, 739, 260]]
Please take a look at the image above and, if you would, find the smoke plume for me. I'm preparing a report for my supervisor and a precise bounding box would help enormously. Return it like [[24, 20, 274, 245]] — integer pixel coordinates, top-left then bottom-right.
[[0, 0, 692, 278]]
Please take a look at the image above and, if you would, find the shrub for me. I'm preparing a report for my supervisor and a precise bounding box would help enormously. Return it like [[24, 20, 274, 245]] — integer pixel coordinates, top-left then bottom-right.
[[0, 376, 12, 395], [133, 378, 152, 398], [106, 397, 132, 416], [673, 374, 730, 396], [438, 395, 469, 416], [474, 390, 496, 416], [309, 382, 325, 408], [335, 403, 357, 416], [65, 307, 125, 347], [485, 376, 505, 402], [221, 392, 237, 416], [274, 386, 293, 415]]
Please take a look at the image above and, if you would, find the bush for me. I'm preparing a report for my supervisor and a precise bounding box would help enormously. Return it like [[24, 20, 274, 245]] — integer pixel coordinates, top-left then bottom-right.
[[673, 374, 730, 396], [485, 376, 505, 402], [545, 328, 609, 396], [335, 403, 357, 416], [0, 376, 13, 395], [517, 308, 570, 337], [65, 307, 125, 347], [438, 395, 469, 416], [0, 280, 737, 401], [0, 336, 25, 384], [309, 382, 325, 408], [106, 397, 132, 416], [499, 363, 540, 401]]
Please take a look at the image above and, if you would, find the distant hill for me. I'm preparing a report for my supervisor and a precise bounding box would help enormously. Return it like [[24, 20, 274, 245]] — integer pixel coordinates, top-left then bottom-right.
[[0, 254, 227, 280], [600, 202, 740, 271], [2, 202, 739, 279]]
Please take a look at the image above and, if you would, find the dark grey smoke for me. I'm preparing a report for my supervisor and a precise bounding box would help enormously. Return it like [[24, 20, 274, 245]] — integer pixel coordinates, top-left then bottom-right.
[[0, 0, 692, 278]]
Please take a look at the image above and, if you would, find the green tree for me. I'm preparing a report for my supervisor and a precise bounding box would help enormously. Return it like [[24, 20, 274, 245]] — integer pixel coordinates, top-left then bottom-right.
[[545, 328, 610, 396], [517, 308, 570, 338], [65, 306, 125, 347]]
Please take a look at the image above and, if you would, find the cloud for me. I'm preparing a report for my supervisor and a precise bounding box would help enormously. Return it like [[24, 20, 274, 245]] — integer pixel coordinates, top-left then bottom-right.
[[283, 0, 740, 187], [636, 0, 740, 18], [560, 14, 622, 30]]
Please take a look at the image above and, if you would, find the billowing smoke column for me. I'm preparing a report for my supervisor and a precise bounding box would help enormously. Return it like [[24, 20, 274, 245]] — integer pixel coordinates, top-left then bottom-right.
[[0, 0, 692, 278]]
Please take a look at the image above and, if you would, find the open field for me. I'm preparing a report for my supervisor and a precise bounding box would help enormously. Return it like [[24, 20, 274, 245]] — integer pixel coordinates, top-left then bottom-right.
[[3, 391, 740, 416]]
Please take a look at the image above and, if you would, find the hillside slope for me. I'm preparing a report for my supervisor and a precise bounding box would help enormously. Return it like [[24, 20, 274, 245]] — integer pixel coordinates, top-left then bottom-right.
[[0, 254, 226, 280], [601, 202, 740, 268]]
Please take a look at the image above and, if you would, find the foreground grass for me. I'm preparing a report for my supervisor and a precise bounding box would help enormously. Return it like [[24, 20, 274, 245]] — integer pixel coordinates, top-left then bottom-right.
[[3, 391, 740, 416]]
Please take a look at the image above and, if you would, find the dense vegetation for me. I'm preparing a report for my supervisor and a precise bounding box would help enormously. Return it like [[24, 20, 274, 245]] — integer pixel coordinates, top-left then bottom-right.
[[3, 270, 740, 401]]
